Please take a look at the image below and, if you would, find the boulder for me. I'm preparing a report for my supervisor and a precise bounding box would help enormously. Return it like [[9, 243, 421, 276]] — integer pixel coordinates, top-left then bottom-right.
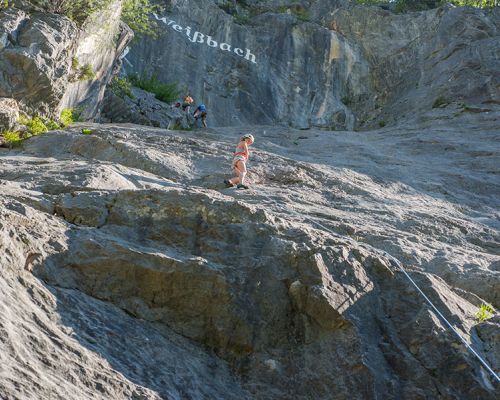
[[0, 97, 19, 131]]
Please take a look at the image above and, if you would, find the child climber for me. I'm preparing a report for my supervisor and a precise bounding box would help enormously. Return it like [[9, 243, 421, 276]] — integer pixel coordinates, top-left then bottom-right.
[[224, 134, 254, 189]]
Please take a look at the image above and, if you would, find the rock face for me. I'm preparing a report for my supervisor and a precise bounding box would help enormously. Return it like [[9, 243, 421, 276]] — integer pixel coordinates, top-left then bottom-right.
[[327, 5, 500, 128], [0, 110, 499, 398], [125, 0, 500, 128], [1, 1, 499, 399], [0, 1, 131, 121]]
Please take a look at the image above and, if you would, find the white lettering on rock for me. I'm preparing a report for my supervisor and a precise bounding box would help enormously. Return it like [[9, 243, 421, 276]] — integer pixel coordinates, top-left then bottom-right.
[[207, 36, 218, 48], [152, 13, 257, 64], [191, 32, 205, 43], [245, 48, 257, 64]]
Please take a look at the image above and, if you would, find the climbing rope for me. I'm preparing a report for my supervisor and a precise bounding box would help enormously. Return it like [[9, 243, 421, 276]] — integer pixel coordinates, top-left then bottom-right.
[[255, 191, 500, 384]]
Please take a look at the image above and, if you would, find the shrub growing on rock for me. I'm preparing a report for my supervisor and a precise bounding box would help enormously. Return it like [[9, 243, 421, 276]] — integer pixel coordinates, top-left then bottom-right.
[[476, 303, 495, 322], [45, 119, 61, 130], [341, 96, 353, 106], [79, 63, 96, 81], [71, 57, 79, 70], [291, 6, 310, 22], [29, 117, 49, 135], [18, 115, 48, 135], [109, 76, 133, 98], [128, 73, 179, 104], [2, 131, 23, 146], [60, 108, 75, 127]]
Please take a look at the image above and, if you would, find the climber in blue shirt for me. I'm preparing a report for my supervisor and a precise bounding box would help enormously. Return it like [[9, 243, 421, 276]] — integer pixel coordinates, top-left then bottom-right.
[[193, 104, 207, 128]]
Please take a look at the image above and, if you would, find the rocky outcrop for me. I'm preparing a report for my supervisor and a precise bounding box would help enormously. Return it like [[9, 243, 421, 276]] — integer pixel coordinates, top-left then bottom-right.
[[58, 5, 134, 120], [0, 110, 498, 398], [125, 1, 500, 128], [100, 86, 193, 129], [0, 8, 77, 115], [0, 1, 131, 123]]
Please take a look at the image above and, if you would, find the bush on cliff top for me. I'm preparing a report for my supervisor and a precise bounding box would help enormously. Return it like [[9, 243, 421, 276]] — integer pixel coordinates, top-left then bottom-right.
[[122, 0, 162, 37], [29, 0, 109, 22], [354, 0, 498, 12], [28, 0, 162, 36]]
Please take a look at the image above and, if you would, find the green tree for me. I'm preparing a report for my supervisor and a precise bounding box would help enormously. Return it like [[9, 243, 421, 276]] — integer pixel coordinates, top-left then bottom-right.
[[122, 0, 163, 37]]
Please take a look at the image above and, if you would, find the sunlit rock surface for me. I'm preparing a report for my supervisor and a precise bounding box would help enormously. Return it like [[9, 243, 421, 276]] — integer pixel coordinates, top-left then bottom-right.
[[1, 110, 498, 398]]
